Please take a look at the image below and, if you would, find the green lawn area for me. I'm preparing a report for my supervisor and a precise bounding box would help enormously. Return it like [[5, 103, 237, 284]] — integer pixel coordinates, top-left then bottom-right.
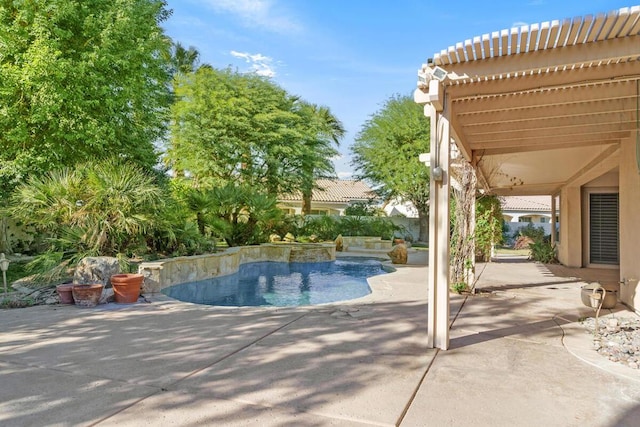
[[495, 247, 530, 256]]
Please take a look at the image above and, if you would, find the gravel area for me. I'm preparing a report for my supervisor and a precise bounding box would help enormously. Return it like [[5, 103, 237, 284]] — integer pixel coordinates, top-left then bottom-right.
[[582, 317, 640, 370]]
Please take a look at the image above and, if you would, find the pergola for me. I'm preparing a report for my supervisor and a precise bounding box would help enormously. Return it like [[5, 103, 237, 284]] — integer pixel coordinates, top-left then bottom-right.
[[415, 6, 640, 349]]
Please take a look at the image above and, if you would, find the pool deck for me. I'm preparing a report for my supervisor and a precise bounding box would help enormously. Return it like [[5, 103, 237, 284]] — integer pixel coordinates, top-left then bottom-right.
[[1, 251, 640, 426]]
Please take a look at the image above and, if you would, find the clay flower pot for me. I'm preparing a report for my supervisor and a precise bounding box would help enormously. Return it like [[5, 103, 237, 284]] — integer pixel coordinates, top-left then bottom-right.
[[110, 273, 143, 304], [56, 284, 75, 304], [72, 284, 104, 307]]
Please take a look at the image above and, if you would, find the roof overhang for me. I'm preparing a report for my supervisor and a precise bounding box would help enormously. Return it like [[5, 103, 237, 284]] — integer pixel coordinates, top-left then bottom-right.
[[416, 6, 640, 196]]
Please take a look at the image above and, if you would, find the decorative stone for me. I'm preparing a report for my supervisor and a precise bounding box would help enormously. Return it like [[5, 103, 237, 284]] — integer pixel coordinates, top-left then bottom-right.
[[335, 234, 344, 252], [73, 257, 121, 287], [309, 234, 319, 243], [99, 288, 115, 304], [388, 243, 408, 264], [284, 233, 296, 242], [269, 234, 282, 242]]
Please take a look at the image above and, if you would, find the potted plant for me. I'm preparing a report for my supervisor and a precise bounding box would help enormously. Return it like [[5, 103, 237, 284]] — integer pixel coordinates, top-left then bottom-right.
[[71, 283, 103, 307], [110, 273, 143, 304], [56, 283, 75, 304]]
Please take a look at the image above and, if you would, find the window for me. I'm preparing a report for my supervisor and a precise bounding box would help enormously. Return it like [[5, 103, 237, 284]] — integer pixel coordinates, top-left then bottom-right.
[[518, 217, 532, 223], [589, 193, 619, 265]]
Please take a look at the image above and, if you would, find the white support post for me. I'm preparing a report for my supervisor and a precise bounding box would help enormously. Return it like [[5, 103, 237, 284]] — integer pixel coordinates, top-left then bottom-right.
[[468, 176, 476, 287], [425, 103, 451, 350], [550, 195, 557, 246]]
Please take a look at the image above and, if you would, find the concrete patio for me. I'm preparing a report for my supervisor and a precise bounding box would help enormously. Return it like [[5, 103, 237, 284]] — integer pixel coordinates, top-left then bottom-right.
[[1, 252, 639, 426]]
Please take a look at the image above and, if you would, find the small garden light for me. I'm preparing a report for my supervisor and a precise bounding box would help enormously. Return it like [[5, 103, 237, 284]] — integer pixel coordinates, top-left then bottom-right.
[[0, 253, 10, 296]]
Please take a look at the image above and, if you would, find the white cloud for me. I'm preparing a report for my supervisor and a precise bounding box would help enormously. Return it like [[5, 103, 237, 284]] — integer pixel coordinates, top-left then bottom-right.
[[230, 50, 277, 77], [202, 0, 301, 34], [512, 21, 528, 28], [337, 171, 353, 179]]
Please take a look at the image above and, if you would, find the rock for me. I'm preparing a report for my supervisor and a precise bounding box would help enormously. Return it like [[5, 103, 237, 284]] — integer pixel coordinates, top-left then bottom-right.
[[73, 257, 121, 287], [99, 288, 115, 304], [309, 234, 319, 243], [335, 234, 344, 252], [269, 234, 282, 242], [388, 243, 408, 264], [284, 233, 296, 242]]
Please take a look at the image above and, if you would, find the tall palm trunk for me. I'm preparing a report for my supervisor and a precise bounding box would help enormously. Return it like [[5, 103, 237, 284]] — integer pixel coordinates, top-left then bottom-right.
[[0, 217, 12, 254], [302, 193, 312, 215]]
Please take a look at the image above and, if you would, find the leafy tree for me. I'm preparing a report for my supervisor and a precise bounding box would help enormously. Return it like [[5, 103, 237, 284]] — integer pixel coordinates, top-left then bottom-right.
[[167, 67, 306, 194], [344, 201, 382, 216], [351, 95, 430, 241], [0, 0, 173, 200]]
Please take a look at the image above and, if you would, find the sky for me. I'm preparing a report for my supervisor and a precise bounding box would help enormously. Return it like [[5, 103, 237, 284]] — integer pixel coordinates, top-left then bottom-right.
[[162, 0, 635, 179]]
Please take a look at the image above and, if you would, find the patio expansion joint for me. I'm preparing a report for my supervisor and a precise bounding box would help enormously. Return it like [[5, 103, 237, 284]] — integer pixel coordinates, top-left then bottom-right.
[[88, 311, 312, 426]]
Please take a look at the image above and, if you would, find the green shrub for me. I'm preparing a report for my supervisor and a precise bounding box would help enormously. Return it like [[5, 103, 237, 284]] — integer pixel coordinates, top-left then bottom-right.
[[529, 240, 557, 263], [474, 195, 503, 261], [450, 282, 468, 294], [515, 223, 546, 243], [300, 216, 340, 241]]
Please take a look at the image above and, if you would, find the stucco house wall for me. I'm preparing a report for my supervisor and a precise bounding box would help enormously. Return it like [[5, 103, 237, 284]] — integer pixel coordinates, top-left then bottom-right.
[[556, 134, 639, 310], [619, 135, 640, 309]]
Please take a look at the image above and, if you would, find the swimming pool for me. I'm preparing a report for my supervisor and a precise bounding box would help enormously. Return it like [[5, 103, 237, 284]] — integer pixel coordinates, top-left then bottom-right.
[[161, 257, 388, 307]]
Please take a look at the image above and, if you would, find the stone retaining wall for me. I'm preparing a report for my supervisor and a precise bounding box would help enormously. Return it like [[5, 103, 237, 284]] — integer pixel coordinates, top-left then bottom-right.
[[139, 243, 336, 294], [341, 236, 392, 251]]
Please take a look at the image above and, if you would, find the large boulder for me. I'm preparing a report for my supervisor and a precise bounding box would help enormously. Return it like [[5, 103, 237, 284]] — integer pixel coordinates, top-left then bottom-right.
[[388, 243, 408, 264], [335, 234, 344, 252], [73, 257, 121, 287]]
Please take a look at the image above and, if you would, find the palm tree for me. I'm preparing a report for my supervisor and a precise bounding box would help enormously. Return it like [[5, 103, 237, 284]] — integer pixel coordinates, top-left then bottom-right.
[[10, 159, 164, 281], [297, 103, 345, 215], [170, 41, 200, 75]]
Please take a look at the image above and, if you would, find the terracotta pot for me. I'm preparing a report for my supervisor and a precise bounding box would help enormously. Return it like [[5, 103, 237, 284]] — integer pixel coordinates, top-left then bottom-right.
[[110, 274, 143, 304], [56, 284, 75, 305], [72, 284, 103, 307]]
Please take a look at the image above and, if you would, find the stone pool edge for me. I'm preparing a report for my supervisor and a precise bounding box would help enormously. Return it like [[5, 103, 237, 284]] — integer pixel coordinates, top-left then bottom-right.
[[139, 243, 336, 294]]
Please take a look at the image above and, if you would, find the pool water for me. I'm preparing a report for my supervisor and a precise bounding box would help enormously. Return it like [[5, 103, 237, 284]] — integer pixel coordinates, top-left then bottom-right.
[[161, 257, 387, 307]]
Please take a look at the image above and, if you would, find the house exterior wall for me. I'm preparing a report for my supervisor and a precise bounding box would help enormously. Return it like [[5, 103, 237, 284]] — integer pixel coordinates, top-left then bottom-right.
[[619, 136, 640, 310], [277, 202, 345, 216], [557, 186, 582, 268], [556, 135, 638, 311]]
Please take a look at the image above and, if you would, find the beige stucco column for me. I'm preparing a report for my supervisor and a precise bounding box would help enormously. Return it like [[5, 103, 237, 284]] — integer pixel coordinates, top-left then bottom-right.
[[425, 103, 451, 350]]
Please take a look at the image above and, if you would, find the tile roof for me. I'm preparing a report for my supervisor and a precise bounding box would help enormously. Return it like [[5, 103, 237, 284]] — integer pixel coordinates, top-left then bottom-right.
[[501, 196, 552, 212], [279, 179, 376, 203]]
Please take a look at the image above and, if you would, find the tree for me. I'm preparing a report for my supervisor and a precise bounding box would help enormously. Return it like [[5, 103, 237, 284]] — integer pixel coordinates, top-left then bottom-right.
[[351, 95, 430, 241], [295, 103, 344, 215], [167, 41, 200, 75], [167, 67, 306, 194], [0, 0, 173, 199], [9, 158, 165, 281]]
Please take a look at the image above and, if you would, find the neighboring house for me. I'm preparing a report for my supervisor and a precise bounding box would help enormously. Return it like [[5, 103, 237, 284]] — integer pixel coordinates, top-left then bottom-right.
[[501, 195, 555, 240], [415, 6, 640, 348], [501, 195, 552, 224], [383, 198, 419, 218], [277, 179, 376, 216]]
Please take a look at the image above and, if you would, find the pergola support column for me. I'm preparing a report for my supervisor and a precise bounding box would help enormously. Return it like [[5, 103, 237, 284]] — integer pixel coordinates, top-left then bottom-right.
[[425, 104, 451, 350]]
